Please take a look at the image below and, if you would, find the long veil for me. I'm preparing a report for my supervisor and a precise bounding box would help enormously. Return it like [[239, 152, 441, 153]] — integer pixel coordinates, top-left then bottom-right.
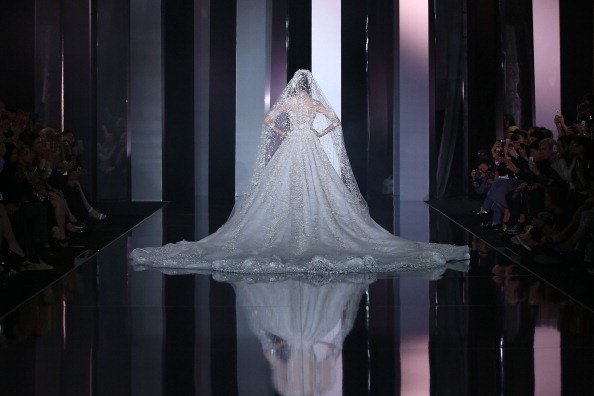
[[238, 69, 367, 214], [130, 69, 470, 274]]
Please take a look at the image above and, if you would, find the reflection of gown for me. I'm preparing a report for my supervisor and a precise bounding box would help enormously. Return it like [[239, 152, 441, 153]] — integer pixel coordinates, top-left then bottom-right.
[[131, 71, 469, 274], [232, 279, 367, 395]]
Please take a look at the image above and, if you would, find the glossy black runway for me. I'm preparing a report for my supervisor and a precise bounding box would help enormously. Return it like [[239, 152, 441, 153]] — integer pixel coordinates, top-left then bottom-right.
[[1, 202, 593, 395]]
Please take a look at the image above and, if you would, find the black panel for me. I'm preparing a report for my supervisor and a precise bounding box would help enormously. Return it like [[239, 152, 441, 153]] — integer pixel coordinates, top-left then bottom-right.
[[341, 0, 368, 198], [560, 0, 594, 121], [163, 0, 195, 210], [287, 0, 311, 79], [467, 0, 499, 169], [366, 0, 394, 225], [499, 0, 534, 129], [209, 0, 237, 230], [369, 280, 398, 395], [62, 0, 97, 198], [164, 276, 196, 394], [96, 0, 128, 201], [209, 279, 238, 395], [342, 291, 370, 394], [34, 0, 62, 128], [0, 0, 35, 110]]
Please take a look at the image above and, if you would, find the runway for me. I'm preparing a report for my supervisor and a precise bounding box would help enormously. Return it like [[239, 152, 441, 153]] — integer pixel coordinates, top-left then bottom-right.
[[1, 201, 592, 395]]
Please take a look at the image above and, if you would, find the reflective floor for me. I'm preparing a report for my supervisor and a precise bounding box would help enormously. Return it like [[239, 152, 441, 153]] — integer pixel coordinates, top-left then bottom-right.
[[1, 202, 593, 395]]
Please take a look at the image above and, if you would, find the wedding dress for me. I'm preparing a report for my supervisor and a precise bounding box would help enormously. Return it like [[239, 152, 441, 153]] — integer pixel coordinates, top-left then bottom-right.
[[130, 70, 469, 274]]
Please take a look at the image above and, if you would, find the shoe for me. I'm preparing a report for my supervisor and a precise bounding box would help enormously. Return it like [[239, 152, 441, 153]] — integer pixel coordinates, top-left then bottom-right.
[[88, 208, 107, 221], [471, 208, 487, 216]]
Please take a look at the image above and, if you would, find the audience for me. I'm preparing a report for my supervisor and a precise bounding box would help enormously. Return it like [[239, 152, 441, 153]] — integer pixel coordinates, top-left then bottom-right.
[[0, 102, 106, 276], [471, 93, 594, 271]]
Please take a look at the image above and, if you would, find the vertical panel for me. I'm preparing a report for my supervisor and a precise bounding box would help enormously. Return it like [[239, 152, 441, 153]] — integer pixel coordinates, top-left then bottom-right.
[[209, 280, 238, 395], [130, 0, 163, 201], [96, 238, 132, 394], [163, 0, 195, 209], [96, 0, 129, 201], [342, 292, 370, 393], [194, 0, 210, 236], [499, 0, 535, 129], [209, 0, 237, 229], [399, 277, 430, 395], [194, 276, 212, 394], [163, 276, 196, 394], [312, 0, 341, 117], [368, 0, 394, 211], [559, 0, 593, 122], [534, 326, 561, 396], [369, 280, 398, 394], [0, 1, 35, 110], [62, 0, 94, 194], [532, 0, 561, 135], [341, 0, 368, 197], [236, 0, 271, 196], [129, 212, 164, 396], [270, 0, 288, 105], [287, 0, 311, 78], [466, 0, 498, 170], [398, 0, 430, 201], [34, 0, 62, 129]]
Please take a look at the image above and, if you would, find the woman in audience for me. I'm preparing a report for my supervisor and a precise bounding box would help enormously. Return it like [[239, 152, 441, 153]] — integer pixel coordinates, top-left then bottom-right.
[[0, 143, 50, 261]]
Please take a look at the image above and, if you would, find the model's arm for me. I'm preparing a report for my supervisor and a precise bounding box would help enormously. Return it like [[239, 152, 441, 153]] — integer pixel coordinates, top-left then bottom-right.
[[314, 101, 341, 137], [263, 104, 288, 137]]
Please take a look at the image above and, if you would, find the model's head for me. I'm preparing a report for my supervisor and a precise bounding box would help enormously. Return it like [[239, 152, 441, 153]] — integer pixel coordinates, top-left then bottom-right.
[[289, 70, 312, 97]]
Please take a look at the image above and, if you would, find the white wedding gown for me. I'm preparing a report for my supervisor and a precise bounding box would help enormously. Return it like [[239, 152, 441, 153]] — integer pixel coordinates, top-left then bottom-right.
[[130, 71, 469, 274]]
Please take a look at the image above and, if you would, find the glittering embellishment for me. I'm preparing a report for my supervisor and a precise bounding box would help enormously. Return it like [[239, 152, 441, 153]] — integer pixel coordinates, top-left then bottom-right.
[[129, 70, 469, 275]]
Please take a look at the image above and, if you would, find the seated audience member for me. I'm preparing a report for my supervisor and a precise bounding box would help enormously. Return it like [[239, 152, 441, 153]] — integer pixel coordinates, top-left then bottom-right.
[[0, 143, 50, 264], [511, 182, 572, 251], [473, 140, 522, 229], [567, 135, 593, 206], [553, 135, 574, 184], [504, 137, 566, 234], [471, 158, 496, 196]]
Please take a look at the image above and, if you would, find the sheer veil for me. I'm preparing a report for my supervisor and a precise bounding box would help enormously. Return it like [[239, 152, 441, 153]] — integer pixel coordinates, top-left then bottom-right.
[[130, 69, 470, 275], [236, 69, 367, 214]]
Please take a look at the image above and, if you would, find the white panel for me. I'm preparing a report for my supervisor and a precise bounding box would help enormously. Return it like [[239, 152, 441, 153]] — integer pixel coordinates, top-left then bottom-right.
[[130, 0, 163, 201], [312, 0, 341, 118], [400, 277, 430, 396], [235, 0, 271, 196], [398, 201, 429, 242], [398, 0, 430, 201], [533, 0, 561, 137], [534, 325, 561, 396]]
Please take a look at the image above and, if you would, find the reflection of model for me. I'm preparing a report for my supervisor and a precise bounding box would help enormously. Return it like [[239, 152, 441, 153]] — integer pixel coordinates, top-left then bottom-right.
[[131, 70, 469, 274], [232, 279, 367, 395]]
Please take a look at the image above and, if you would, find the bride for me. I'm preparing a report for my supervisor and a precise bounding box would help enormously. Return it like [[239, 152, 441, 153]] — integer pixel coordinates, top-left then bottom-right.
[[131, 70, 469, 274]]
